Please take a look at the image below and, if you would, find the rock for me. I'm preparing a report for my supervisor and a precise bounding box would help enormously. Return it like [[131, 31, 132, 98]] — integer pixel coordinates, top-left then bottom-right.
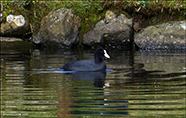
[[83, 10, 132, 48], [33, 8, 81, 48], [0, 12, 2, 23], [6, 14, 26, 26], [135, 21, 186, 51], [0, 36, 23, 42], [0, 36, 33, 49], [0, 14, 30, 36], [0, 3, 3, 23]]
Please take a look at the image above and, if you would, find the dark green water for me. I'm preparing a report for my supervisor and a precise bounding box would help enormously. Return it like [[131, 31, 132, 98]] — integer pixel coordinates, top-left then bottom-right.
[[1, 48, 186, 118]]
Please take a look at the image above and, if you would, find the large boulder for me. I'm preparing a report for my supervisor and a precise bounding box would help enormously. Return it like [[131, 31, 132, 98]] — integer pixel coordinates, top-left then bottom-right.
[[135, 21, 186, 51], [0, 14, 30, 37], [33, 8, 81, 48], [83, 10, 132, 48]]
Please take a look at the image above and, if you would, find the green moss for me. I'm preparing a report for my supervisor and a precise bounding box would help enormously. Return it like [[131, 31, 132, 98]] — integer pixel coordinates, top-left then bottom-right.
[[1, 0, 185, 41]]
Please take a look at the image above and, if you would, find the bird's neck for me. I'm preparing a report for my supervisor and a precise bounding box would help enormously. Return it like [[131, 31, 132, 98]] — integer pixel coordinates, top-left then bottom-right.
[[94, 56, 103, 63]]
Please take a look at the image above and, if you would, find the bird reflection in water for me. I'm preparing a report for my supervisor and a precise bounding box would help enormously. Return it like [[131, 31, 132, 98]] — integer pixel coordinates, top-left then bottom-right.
[[56, 71, 129, 117]]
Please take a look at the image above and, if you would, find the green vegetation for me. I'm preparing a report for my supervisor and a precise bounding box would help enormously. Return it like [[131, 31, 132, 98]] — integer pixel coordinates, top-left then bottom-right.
[[1, 0, 185, 40]]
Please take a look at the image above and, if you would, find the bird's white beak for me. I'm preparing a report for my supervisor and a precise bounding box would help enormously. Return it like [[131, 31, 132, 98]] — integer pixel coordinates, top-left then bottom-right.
[[104, 50, 110, 58]]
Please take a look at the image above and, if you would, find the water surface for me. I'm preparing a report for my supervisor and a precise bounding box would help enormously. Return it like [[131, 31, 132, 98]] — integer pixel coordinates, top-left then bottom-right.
[[1, 48, 186, 117]]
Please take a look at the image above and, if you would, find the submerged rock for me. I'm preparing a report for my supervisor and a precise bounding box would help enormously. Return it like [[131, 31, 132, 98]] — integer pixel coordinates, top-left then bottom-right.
[[83, 10, 132, 48], [33, 8, 81, 48], [135, 21, 186, 51]]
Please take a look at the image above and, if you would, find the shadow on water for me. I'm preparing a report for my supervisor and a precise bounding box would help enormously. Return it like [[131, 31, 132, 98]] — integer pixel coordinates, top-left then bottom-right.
[[1, 47, 186, 117]]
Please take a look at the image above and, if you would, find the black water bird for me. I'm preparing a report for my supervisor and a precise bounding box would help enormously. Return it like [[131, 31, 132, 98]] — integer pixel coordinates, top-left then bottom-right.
[[63, 47, 110, 71]]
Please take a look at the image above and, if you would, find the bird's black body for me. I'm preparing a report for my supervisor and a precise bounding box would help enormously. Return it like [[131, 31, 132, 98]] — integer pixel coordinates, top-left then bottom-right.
[[63, 47, 110, 71]]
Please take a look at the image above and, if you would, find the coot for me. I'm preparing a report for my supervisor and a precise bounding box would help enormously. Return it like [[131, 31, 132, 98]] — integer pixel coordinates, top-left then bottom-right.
[[63, 47, 110, 71]]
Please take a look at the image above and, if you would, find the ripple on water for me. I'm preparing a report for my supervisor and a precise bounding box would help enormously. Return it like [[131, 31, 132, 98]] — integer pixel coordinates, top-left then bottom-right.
[[1, 49, 186, 117]]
